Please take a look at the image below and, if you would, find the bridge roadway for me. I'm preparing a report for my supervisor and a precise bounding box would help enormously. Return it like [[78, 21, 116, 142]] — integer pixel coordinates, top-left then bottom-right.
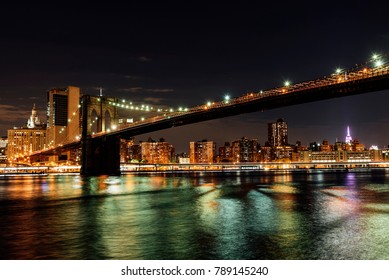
[[94, 63, 389, 140], [29, 61, 389, 174]]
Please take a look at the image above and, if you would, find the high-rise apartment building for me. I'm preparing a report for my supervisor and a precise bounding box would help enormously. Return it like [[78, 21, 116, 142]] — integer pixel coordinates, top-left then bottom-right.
[[268, 118, 288, 147], [46, 86, 80, 148], [231, 137, 258, 162], [141, 137, 173, 164], [190, 140, 215, 164]]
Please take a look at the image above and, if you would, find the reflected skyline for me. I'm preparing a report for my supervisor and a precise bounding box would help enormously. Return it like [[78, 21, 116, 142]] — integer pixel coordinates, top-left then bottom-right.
[[1, 171, 389, 259]]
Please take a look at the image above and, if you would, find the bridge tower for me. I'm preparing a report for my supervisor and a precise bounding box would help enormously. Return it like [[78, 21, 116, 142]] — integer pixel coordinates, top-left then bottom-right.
[[80, 95, 121, 175]]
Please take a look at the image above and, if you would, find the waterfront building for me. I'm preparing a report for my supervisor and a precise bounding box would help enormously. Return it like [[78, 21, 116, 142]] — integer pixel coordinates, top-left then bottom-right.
[[231, 137, 258, 162], [190, 140, 216, 164], [127, 142, 142, 162], [268, 118, 288, 147], [7, 105, 46, 163], [320, 140, 333, 152], [46, 86, 80, 148], [271, 145, 294, 162], [141, 137, 173, 164], [259, 146, 272, 162], [0, 137, 8, 164], [351, 139, 365, 151], [219, 142, 232, 162]]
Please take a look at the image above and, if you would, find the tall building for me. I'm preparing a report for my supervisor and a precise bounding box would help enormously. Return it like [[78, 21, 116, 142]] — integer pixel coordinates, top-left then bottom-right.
[[231, 137, 258, 162], [190, 140, 216, 164], [219, 142, 232, 162], [7, 105, 46, 163], [46, 86, 80, 148], [345, 126, 352, 144], [141, 137, 173, 164], [268, 118, 288, 147], [0, 137, 8, 163]]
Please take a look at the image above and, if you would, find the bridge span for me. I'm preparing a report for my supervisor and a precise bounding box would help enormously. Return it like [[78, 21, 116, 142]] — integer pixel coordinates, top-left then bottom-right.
[[29, 58, 389, 175]]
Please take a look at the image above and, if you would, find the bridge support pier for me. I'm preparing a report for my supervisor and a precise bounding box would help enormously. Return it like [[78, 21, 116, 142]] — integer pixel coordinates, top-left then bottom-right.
[[80, 135, 121, 176]]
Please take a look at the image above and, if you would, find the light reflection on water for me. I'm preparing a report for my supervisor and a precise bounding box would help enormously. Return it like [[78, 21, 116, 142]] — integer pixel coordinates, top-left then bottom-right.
[[0, 170, 389, 260]]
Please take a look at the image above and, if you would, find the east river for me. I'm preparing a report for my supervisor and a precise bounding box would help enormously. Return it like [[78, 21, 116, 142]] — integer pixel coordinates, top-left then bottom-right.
[[1, 170, 389, 260]]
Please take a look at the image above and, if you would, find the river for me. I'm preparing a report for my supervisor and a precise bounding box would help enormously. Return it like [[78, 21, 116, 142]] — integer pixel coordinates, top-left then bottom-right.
[[1, 169, 389, 259]]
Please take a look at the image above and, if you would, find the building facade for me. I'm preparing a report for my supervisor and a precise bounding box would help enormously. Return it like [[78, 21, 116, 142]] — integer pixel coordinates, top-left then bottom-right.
[[268, 118, 288, 147], [190, 140, 216, 164], [7, 105, 46, 163], [46, 86, 80, 148], [141, 138, 174, 164]]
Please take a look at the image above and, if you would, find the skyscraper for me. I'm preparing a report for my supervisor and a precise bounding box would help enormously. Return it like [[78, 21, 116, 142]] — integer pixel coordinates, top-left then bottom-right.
[[46, 86, 80, 148], [268, 118, 288, 147], [345, 126, 353, 144]]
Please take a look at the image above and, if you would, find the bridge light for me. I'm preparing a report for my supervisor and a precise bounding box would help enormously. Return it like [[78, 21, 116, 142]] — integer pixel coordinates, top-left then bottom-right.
[[169, 108, 174, 112], [284, 81, 290, 87], [122, 99, 125, 103], [224, 95, 230, 102], [111, 125, 117, 130], [141, 117, 145, 121], [206, 101, 212, 107], [178, 107, 183, 111], [375, 59, 383, 67], [335, 68, 342, 74], [372, 54, 379, 60]]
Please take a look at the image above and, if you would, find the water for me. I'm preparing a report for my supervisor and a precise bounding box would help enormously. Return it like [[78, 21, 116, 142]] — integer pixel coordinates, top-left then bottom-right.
[[1, 170, 389, 260]]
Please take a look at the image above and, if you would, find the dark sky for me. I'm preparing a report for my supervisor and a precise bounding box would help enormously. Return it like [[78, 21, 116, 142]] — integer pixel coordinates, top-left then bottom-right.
[[1, 1, 389, 152]]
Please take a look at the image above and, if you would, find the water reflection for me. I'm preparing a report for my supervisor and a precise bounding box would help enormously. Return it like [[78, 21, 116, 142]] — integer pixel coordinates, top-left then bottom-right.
[[0, 171, 389, 259]]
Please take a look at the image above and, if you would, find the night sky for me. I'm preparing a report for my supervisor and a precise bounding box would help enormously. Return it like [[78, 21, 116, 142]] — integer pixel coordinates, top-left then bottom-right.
[[1, 1, 389, 152]]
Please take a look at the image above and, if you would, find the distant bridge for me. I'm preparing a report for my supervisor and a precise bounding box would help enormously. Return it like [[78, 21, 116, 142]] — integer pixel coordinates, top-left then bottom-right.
[[29, 55, 389, 175]]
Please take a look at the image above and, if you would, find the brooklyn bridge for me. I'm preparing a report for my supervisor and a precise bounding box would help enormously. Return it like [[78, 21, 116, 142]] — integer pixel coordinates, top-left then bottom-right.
[[25, 55, 389, 175]]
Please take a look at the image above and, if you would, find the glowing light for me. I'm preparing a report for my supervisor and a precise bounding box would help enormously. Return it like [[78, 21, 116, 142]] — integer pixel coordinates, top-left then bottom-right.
[[375, 60, 383, 67], [141, 117, 145, 121], [224, 94, 230, 101], [372, 54, 379, 60], [335, 68, 342, 74], [206, 101, 212, 107], [111, 125, 117, 130]]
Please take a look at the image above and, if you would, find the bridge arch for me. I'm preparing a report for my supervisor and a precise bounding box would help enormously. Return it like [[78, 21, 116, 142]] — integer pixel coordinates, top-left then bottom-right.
[[86, 96, 119, 135], [104, 110, 112, 131], [90, 109, 98, 134]]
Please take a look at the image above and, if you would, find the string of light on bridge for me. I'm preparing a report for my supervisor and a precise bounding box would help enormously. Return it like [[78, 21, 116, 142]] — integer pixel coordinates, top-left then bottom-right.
[[26, 52, 389, 159]]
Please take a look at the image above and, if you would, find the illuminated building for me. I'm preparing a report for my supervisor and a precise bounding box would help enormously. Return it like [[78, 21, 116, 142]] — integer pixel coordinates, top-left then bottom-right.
[[345, 126, 352, 144], [268, 118, 288, 147], [7, 105, 46, 163], [141, 137, 173, 164], [190, 140, 216, 164], [46, 86, 80, 148], [351, 139, 365, 151], [231, 137, 258, 162], [0, 137, 8, 163], [218, 142, 232, 162], [320, 139, 333, 152]]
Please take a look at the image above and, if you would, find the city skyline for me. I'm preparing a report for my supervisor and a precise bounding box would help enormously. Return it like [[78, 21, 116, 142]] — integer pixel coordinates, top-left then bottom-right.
[[1, 2, 389, 151], [1, 98, 383, 154]]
